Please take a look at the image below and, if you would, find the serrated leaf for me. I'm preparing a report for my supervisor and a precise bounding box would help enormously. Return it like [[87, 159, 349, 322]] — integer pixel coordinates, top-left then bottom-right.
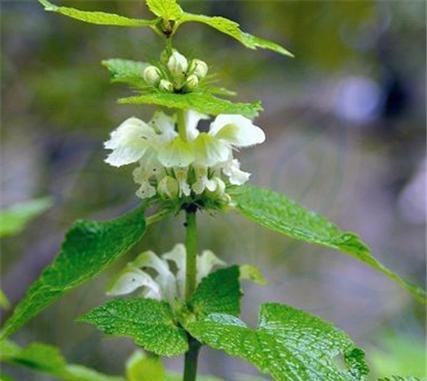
[[186, 303, 368, 381], [378, 378, 425, 381], [0, 197, 52, 238], [79, 298, 188, 356], [0, 206, 147, 339], [119, 92, 262, 119], [102, 59, 149, 88], [177, 13, 293, 57], [0, 340, 123, 381], [39, 0, 156, 27], [146, 0, 183, 21], [229, 185, 426, 303], [190, 266, 242, 317]]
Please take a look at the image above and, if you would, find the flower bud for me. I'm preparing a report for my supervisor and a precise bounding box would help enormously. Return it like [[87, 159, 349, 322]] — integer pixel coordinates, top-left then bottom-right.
[[159, 79, 174, 93], [143, 65, 161, 85], [158, 176, 179, 199], [185, 74, 199, 90], [167, 50, 188, 77], [189, 59, 208, 78]]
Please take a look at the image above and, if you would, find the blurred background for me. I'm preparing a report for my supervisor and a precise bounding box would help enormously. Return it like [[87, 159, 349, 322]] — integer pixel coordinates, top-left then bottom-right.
[[1, 0, 426, 379]]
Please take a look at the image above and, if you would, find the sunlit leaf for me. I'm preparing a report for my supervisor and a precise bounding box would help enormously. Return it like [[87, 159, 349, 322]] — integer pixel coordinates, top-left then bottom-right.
[[177, 13, 293, 57], [0, 340, 123, 381], [0, 206, 147, 339], [186, 303, 368, 381], [39, 0, 156, 27], [102, 59, 149, 88], [229, 185, 426, 303], [119, 92, 262, 118], [0, 198, 52, 238], [79, 298, 188, 356], [146, 0, 183, 21]]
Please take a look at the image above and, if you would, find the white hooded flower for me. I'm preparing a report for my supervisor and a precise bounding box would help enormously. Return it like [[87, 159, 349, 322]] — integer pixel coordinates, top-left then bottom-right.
[[104, 117, 154, 167], [107, 244, 225, 306], [192, 167, 217, 195], [221, 158, 251, 185]]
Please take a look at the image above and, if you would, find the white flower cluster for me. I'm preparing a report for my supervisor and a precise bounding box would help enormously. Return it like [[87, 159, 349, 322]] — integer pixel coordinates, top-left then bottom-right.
[[107, 244, 225, 306], [143, 50, 208, 92], [104, 110, 265, 201]]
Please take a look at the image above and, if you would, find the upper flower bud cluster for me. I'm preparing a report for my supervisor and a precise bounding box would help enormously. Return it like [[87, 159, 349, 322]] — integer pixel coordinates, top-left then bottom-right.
[[104, 110, 265, 203], [143, 50, 208, 93]]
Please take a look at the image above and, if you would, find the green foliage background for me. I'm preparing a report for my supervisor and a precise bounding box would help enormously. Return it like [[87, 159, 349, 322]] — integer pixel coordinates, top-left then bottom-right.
[[1, 0, 425, 380]]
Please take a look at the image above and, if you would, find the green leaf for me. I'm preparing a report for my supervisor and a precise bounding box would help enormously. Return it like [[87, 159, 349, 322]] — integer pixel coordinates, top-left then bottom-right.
[[79, 298, 188, 356], [190, 266, 242, 317], [378, 378, 425, 381], [39, 0, 156, 27], [0, 197, 52, 238], [102, 59, 149, 88], [0, 340, 123, 381], [186, 303, 368, 381], [126, 350, 165, 381], [229, 185, 426, 303], [0, 206, 147, 339], [0, 289, 10, 310], [119, 92, 262, 119], [177, 13, 293, 57], [146, 0, 183, 21]]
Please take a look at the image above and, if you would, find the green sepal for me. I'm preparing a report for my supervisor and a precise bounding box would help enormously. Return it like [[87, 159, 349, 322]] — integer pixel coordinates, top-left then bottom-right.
[[79, 298, 189, 356], [0, 206, 147, 339], [229, 185, 426, 303]]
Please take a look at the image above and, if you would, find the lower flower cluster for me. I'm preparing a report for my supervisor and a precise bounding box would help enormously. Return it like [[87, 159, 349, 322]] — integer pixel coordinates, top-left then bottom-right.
[[104, 110, 265, 203], [107, 244, 225, 307]]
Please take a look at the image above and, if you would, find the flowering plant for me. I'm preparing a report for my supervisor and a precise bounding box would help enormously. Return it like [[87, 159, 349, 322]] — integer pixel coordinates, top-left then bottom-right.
[[1, 1, 425, 381]]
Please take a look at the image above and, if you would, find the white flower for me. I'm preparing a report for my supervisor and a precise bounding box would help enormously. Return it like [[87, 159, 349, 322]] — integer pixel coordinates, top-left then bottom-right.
[[189, 59, 208, 78], [221, 158, 251, 185], [192, 167, 217, 195], [104, 117, 154, 167], [168, 50, 188, 77], [107, 244, 225, 306], [104, 109, 265, 201], [143, 65, 161, 85]]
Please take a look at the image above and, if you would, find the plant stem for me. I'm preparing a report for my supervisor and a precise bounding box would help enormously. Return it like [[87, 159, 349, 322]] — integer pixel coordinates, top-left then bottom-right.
[[183, 337, 201, 381], [185, 209, 197, 300], [183, 208, 200, 381], [177, 109, 187, 141]]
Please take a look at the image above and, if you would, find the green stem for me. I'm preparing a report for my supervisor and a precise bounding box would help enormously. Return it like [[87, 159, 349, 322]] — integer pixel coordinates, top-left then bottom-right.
[[185, 209, 197, 300], [183, 337, 201, 381], [177, 109, 187, 141], [183, 208, 199, 381]]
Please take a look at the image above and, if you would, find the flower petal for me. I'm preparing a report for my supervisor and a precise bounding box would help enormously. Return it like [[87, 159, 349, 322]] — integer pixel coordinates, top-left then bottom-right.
[[192, 167, 217, 195], [209, 114, 265, 147], [193, 133, 231, 167], [197, 250, 226, 284], [150, 111, 177, 142], [158, 137, 194, 167], [104, 117, 154, 167], [185, 110, 209, 141], [163, 244, 187, 299], [222, 159, 251, 185], [107, 266, 160, 297]]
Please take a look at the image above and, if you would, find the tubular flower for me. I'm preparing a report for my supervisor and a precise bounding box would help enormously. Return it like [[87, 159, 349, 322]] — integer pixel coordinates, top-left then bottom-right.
[[107, 244, 225, 307], [104, 110, 265, 201]]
